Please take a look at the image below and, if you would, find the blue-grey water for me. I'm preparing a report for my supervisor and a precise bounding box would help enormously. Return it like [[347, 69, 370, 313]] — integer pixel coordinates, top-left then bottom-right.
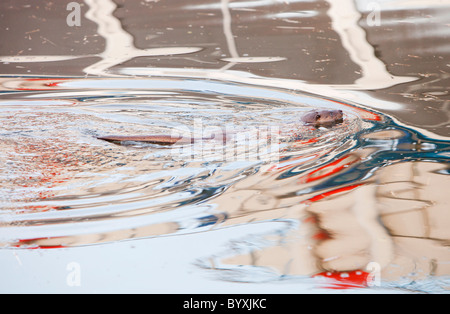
[[0, 0, 449, 293]]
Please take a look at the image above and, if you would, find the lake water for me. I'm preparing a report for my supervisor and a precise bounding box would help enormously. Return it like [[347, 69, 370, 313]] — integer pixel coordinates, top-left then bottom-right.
[[0, 0, 449, 293]]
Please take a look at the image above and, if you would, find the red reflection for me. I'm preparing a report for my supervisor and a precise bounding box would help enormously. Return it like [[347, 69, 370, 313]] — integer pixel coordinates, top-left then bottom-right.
[[13, 78, 69, 91], [313, 270, 371, 289], [11, 238, 66, 250], [302, 183, 364, 205], [7, 126, 88, 216], [298, 154, 361, 183], [7, 137, 87, 249]]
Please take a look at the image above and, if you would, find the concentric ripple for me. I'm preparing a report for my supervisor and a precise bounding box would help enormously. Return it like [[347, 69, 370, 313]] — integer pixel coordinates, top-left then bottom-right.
[[0, 76, 369, 248], [1, 74, 448, 260]]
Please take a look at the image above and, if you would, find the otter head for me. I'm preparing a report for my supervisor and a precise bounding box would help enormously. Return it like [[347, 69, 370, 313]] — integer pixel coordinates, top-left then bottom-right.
[[301, 109, 344, 127]]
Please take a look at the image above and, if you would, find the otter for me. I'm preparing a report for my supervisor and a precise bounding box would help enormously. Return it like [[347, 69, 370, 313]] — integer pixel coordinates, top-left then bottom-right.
[[97, 109, 344, 146]]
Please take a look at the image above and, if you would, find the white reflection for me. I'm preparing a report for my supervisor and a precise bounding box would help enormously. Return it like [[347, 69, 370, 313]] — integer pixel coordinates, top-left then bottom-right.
[[355, 0, 450, 11], [325, 0, 416, 90], [221, 57, 287, 63], [187, 0, 315, 10], [220, 0, 287, 71], [83, 0, 202, 76], [0, 0, 202, 77], [0, 56, 83, 63]]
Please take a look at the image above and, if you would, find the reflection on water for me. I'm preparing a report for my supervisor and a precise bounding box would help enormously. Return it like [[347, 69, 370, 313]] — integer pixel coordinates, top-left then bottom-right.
[[0, 0, 449, 293], [0, 77, 366, 244]]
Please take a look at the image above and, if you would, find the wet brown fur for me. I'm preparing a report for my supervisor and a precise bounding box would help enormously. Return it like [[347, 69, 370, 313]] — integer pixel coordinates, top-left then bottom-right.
[[98, 109, 344, 146]]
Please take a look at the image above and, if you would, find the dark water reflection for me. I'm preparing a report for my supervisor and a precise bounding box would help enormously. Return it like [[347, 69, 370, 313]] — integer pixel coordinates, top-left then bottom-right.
[[0, 0, 449, 293]]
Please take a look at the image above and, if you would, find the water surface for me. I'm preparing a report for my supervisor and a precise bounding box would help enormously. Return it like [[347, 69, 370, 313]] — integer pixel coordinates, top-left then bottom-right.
[[0, 0, 449, 293]]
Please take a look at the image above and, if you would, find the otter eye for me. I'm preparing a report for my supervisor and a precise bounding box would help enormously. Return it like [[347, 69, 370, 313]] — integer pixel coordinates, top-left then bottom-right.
[[315, 114, 321, 120]]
